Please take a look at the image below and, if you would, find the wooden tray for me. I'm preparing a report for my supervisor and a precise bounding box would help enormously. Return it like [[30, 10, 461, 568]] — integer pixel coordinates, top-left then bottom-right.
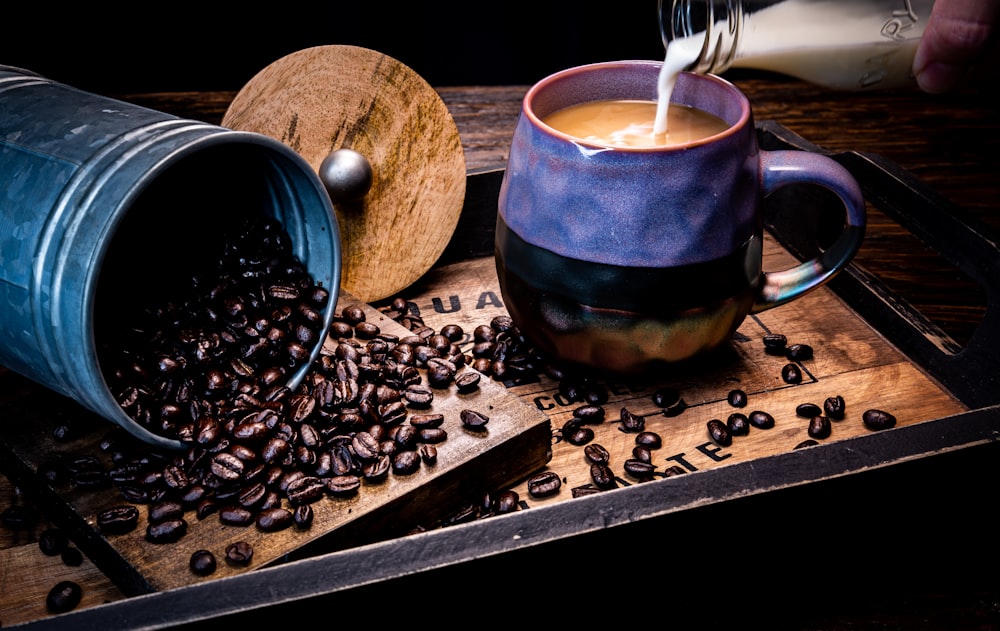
[[3, 123, 999, 629]]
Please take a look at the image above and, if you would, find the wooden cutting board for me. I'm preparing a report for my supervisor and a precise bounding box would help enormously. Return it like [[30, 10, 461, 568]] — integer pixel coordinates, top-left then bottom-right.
[[0, 291, 552, 595]]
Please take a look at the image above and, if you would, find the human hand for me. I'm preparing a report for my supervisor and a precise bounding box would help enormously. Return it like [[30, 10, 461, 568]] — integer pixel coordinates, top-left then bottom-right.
[[913, 0, 1000, 93]]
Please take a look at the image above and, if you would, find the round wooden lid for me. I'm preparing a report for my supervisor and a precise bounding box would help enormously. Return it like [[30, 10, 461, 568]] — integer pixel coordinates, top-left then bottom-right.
[[222, 45, 466, 303]]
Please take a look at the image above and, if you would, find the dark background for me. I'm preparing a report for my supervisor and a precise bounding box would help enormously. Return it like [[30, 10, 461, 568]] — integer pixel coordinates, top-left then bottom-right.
[[1, 2, 666, 94]]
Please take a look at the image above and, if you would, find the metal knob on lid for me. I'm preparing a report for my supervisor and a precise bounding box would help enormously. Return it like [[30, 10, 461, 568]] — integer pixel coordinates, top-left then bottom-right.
[[320, 148, 374, 203]]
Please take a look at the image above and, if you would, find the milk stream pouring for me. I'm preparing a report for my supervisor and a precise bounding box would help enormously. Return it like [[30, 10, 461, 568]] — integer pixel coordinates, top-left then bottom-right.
[[660, 0, 936, 90]]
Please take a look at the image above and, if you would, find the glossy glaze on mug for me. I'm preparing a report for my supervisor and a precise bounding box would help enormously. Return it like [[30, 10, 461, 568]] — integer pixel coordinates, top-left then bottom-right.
[[495, 61, 865, 373]]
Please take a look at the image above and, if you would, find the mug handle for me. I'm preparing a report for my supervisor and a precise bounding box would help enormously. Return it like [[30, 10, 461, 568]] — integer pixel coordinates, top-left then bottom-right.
[[751, 150, 867, 312]]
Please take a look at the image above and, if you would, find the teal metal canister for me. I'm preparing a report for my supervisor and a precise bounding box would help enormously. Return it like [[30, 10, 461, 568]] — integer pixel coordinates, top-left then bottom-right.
[[0, 65, 342, 450]]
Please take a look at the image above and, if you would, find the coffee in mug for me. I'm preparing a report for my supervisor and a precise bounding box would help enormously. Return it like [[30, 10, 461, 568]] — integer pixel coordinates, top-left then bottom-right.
[[542, 99, 728, 148], [496, 61, 866, 373]]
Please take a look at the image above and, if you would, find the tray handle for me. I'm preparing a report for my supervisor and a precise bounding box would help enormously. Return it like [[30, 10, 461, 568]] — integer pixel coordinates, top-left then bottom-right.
[[757, 120, 999, 409]]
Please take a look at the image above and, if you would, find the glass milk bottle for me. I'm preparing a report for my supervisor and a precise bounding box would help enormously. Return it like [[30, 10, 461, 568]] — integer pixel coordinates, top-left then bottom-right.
[[660, 0, 936, 90]]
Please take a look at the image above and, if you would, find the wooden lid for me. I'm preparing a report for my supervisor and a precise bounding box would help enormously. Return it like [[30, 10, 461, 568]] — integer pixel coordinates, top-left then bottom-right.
[[222, 45, 466, 303]]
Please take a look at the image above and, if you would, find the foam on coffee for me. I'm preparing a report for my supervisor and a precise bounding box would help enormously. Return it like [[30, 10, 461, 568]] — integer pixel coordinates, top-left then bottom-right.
[[543, 99, 728, 148]]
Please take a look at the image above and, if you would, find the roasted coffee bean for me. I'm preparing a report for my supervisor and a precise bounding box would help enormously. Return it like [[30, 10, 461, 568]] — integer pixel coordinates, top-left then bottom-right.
[[494, 490, 520, 514], [256, 507, 294, 532], [261, 437, 291, 465], [403, 384, 434, 408], [727, 412, 750, 436], [46, 580, 82, 614], [355, 321, 381, 339], [426, 358, 457, 387], [786, 343, 814, 361], [145, 518, 187, 544], [66, 455, 103, 476], [286, 476, 326, 505], [748, 410, 776, 429], [293, 505, 314, 529], [562, 416, 583, 435], [225, 541, 254, 565], [796, 402, 822, 418], [590, 463, 616, 489], [71, 468, 110, 489], [325, 475, 362, 496], [781, 363, 803, 384], [652, 386, 681, 408], [195, 416, 223, 446], [259, 491, 282, 511], [619, 407, 645, 433], [298, 423, 321, 448], [277, 470, 306, 494], [190, 549, 217, 576], [418, 427, 448, 444], [707, 419, 732, 446], [341, 304, 366, 325], [455, 371, 481, 393], [219, 506, 255, 526], [662, 397, 688, 417], [567, 426, 595, 446], [794, 439, 819, 449], [61, 546, 84, 567], [623, 459, 657, 479], [179, 485, 206, 507], [573, 404, 606, 424], [571, 485, 604, 498], [824, 395, 846, 420], [97, 504, 140, 535], [632, 445, 652, 463], [584, 443, 611, 465], [460, 409, 490, 430], [663, 465, 688, 477], [762, 333, 788, 355], [410, 413, 445, 428], [808, 415, 832, 439], [38, 528, 68, 556], [237, 482, 268, 510], [419, 444, 438, 464], [196, 499, 219, 520], [393, 424, 419, 450], [161, 464, 190, 491], [351, 431, 381, 460], [148, 501, 184, 524], [362, 456, 391, 483], [210, 452, 245, 482], [439, 323, 464, 342], [527, 471, 562, 498], [635, 431, 662, 449], [392, 450, 422, 475], [727, 389, 748, 408], [863, 409, 897, 431]]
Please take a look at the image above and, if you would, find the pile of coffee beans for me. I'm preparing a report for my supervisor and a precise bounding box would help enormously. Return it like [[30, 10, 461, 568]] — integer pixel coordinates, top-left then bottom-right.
[[75, 217, 503, 567]]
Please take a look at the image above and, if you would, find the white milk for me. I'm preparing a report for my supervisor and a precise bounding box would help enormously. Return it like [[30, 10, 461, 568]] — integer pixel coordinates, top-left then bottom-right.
[[653, 35, 702, 136]]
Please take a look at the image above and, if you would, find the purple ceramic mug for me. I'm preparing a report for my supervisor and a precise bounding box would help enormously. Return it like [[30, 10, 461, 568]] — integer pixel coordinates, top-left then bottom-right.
[[495, 61, 866, 373]]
